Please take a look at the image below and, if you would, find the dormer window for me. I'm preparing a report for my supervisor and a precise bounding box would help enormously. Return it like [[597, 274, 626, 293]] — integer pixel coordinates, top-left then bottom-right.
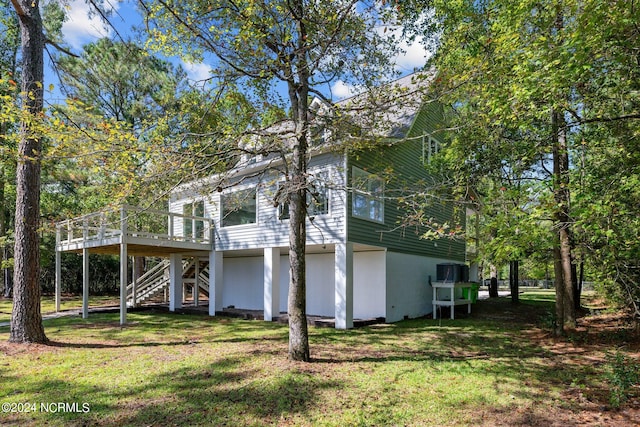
[[422, 135, 440, 164]]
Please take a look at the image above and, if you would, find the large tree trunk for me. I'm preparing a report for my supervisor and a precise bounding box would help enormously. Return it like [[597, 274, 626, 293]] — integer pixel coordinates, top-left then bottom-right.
[[0, 164, 8, 298], [489, 264, 499, 298], [286, 0, 310, 362], [9, 0, 47, 343], [552, 109, 576, 335], [553, 246, 564, 336], [287, 115, 310, 361], [509, 260, 519, 304], [287, 177, 309, 361]]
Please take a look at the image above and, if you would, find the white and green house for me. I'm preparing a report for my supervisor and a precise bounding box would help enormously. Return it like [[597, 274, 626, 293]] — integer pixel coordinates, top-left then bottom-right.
[[55, 74, 467, 328]]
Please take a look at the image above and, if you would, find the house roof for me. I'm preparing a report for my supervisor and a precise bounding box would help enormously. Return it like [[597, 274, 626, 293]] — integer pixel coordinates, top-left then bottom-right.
[[314, 71, 434, 139], [172, 72, 435, 197]]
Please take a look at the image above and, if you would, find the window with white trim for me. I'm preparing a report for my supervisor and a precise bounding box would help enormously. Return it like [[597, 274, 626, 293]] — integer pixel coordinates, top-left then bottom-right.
[[351, 167, 384, 223], [221, 189, 257, 226], [183, 200, 205, 239], [278, 178, 329, 220], [422, 135, 441, 164]]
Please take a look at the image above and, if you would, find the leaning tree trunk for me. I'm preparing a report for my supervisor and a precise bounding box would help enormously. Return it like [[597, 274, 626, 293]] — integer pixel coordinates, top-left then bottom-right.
[[9, 0, 47, 343]]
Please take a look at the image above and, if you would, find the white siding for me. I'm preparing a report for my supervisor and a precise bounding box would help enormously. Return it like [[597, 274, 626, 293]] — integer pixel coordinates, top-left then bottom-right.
[[278, 253, 335, 317], [384, 251, 461, 322], [221, 253, 335, 317], [170, 153, 347, 251], [222, 257, 263, 310], [353, 251, 386, 319]]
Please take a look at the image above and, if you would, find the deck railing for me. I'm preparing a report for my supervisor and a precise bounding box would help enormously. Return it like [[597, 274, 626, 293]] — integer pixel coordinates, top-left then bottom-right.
[[56, 204, 214, 248]]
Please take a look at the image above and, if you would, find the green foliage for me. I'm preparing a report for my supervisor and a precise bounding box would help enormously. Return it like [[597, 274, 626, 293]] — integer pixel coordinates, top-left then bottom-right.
[[604, 351, 640, 408], [56, 38, 187, 128], [400, 0, 640, 311]]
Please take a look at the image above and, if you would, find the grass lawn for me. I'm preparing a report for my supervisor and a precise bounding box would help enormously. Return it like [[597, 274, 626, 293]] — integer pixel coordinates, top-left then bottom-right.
[[0, 290, 638, 426], [0, 295, 120, 324]]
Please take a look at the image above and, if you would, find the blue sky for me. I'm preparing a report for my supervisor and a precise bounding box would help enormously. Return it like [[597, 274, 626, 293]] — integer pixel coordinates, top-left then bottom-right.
[[48, 0, 430, 103]]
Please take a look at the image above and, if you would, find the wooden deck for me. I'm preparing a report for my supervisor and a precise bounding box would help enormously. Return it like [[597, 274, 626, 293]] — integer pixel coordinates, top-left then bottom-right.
[[56, 205, 214, 257]]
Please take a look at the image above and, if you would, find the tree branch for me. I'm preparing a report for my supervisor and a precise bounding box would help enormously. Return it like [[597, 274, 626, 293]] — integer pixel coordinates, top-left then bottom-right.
[[45, 37, 79, 58]]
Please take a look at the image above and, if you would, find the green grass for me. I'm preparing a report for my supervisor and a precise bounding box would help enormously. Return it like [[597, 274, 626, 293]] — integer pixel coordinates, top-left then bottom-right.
[[0, 291, 634, 426], [0, 296, 119, 324]]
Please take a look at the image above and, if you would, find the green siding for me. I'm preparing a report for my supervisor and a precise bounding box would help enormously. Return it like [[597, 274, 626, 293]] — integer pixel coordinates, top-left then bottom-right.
[[347, 103, 466, 262]]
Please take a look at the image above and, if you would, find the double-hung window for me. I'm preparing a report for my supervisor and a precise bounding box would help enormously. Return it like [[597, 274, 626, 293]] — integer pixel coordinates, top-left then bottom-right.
[[352, 167, 384, 223], [221, 189, 257, 227], [183, 201, 205, 239], [422, 135, 440, 165], [278, 177, 329, 220]]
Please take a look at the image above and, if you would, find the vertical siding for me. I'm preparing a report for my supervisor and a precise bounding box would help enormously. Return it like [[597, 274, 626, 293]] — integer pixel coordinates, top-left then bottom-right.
[[347, 103, 466, 262]]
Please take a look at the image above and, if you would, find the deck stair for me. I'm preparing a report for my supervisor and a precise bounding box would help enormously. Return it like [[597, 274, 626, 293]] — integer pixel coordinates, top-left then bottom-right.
[[126, 258, 210, 307]]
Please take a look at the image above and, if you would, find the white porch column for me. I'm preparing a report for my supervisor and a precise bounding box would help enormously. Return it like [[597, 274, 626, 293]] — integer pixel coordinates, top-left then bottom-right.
[[55, 227, 61, 312], [131, 257, 138, 308], [119, 244, 128, 325], [264, 247, 280, 321], [194, 257, 200, 306], [169, 253, 183, 311], [82, 217, 90, 319], [119, 208, 128, 325], [82, 248, 89, 319], [208, 250, 223, 316], [335, 242, 354, 329]]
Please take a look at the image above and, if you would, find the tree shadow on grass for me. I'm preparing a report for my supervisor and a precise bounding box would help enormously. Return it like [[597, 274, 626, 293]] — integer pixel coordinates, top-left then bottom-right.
[[0, 353, 339, 426], [105, 357, 341, 426]]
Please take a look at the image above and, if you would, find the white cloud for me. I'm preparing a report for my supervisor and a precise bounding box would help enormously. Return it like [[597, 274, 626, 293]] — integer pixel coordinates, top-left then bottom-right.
[[377, 25, 432, 73], [181, 61, 213, 84], [394, 34, 432, 72], [331, 80, 359, 100], [62, 1, 120, 49]]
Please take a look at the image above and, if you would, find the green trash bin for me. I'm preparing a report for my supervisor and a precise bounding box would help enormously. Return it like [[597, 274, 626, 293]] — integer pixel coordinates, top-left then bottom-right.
[[471, 283, 480, 303]]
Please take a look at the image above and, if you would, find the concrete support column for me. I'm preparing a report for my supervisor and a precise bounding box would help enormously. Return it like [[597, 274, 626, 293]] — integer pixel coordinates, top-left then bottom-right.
[[209, 251, 223, 316], [335, 242, 354, 329], [169, 253, 183, 311], [82, 248, 89, 319], [264, 247, 281, 321]]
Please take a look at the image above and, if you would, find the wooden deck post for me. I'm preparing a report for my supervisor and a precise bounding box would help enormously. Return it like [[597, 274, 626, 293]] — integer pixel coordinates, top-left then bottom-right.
[[264, 247, 280, 321], [335, 242, 354, 329]]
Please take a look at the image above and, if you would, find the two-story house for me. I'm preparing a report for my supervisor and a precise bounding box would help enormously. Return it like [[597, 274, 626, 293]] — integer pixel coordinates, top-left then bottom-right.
[[55, 73, 466, 328]]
